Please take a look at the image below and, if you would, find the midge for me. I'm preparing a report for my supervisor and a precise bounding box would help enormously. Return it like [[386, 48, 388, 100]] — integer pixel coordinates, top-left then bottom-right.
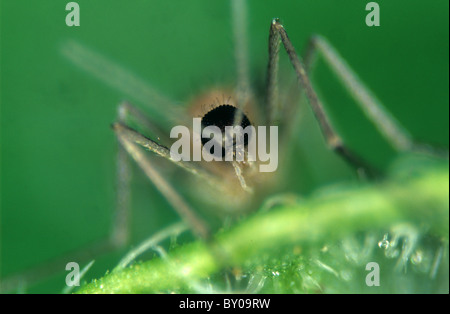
[[1, 0, 437, 293], [109, 1, 426, 238], [108, 2, 420, 240]]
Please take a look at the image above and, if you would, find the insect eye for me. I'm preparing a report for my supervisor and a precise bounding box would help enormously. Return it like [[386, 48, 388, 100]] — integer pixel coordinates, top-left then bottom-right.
[[201, 105, 252, 158]]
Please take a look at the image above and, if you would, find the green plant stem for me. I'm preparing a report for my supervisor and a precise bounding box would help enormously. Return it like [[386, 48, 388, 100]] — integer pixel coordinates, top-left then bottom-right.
[[78, 164, 449, 294]]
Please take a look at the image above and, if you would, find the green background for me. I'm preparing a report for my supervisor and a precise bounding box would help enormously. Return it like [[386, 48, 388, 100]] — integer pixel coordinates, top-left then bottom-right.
[[1, 0, 448, 293]]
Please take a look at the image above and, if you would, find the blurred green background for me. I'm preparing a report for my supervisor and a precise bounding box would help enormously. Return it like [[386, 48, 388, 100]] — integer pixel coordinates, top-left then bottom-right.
[[1, 0, 448, 293]]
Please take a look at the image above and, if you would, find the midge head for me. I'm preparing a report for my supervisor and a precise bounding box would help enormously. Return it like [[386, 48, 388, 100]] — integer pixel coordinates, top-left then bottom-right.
[[200, 104, 252, 159], [169, 90, 280, 178]]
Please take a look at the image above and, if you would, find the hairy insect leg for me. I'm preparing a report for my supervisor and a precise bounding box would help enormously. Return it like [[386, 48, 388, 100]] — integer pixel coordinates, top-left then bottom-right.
[[112, 117, 211, 239], [267, 19, 378, 177], [303, 35, 414, 152], [112, 122, 217, 187], [110, 103, 165, 248], [61, 40, 184, 125], [304, 36, 449, 159]]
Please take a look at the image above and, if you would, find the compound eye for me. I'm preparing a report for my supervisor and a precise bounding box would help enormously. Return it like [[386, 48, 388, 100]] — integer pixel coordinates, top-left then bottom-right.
[[201, 105, 252, 158]]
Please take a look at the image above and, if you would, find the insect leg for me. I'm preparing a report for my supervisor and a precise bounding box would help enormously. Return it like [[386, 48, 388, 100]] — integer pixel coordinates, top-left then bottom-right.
[[231, 0, 252, 127], [303, 35, 414, 152], [110, 142, 132, 248], [268, 19, 378, 177], [113, 117, 211, 239], [304, 35, 448, 159], [61, 40, 184, 125]]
